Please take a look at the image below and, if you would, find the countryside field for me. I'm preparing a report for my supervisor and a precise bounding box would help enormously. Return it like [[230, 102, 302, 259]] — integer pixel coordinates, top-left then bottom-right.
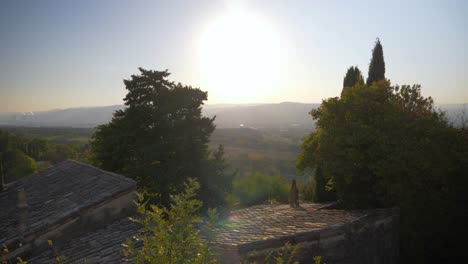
[[1, 125, 309, 178]]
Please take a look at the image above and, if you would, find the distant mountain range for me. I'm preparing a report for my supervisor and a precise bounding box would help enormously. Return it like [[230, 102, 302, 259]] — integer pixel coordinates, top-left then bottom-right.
[[0, 102, 465, 128], [0, 105, 123, 128], [203, 102, 320, 129]]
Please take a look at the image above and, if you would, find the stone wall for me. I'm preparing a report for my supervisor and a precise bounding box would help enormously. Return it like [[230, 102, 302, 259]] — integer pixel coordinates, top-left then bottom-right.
[[228, 207, 399, 264]]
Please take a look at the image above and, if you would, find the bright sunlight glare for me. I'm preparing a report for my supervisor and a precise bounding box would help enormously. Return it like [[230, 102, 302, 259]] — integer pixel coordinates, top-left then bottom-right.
[[198, 12, 282, 103]]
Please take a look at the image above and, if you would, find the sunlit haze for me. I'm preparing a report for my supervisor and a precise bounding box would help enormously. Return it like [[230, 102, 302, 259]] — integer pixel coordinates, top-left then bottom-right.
[[0, 0, 467, 112], [198, 10, 282, 103]]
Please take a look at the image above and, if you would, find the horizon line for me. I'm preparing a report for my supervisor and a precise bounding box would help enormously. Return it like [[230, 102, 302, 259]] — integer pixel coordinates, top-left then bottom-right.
[[0, 101, 467, 114]]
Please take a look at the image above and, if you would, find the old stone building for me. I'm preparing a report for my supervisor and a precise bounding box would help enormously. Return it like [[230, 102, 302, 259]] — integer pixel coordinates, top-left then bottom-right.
[[0, 160, 138, 263], [0, 160, 399, 263]]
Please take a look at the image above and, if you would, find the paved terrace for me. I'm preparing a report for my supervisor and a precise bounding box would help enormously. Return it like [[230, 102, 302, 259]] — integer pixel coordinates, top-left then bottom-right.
[[212, 204, 398, 264], [212, 203, 366, 246]]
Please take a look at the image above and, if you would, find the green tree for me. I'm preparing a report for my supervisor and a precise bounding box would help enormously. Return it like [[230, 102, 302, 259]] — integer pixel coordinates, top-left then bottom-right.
[[232, 173, 289, 206], [0, 130, 10, 188], [342, 66, 364, 91], [366, 38, 386, 85], [306, 81, 447, 207], [200, 145, 236, 209], [3, 149, 38, 183], [296, 131, 336, 202], [0, 130, 11, 153], [27, 138, 49, 160], [0, 130, 39, 184], [45, 144, 77, 163], [312, 166, 335, 202], [299, 80, 468, 262], [296, 180, 315, 202], [91, 68, 215, 205]]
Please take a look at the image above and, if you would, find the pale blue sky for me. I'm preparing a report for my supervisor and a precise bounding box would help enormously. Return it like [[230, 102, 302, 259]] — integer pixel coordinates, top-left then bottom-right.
[[0, 0, 466, 112]]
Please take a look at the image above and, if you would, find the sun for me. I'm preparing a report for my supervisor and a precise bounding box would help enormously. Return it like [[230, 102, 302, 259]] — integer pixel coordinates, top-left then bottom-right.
[[198, 12, 282, 103]]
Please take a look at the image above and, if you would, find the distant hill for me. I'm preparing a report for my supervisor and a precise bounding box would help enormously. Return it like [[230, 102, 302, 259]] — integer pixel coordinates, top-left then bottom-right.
[[0, 105, 122, 127], [0, 102, 465, 128], [202, 102, 319, 129]]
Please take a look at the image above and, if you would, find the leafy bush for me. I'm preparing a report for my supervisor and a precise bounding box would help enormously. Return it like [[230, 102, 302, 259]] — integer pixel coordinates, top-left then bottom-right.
[[3, 149, 38, 183], [44, 144, 77, 164], [266, 242, 299, 264], [296, 180, 315, 202], [232, 173, 289, 206], [124, 179, 218, 264]]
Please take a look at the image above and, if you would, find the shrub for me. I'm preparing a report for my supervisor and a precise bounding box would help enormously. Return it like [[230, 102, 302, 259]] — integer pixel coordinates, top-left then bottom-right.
[[232, 173, 289, 206], [296, 180, 315, 202], [3, 149, 38, 183], [124, 179, 218, 264]]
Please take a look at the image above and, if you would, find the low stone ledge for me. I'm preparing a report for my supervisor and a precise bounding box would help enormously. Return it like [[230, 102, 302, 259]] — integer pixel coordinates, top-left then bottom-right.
[[213, 204, 399, 264]]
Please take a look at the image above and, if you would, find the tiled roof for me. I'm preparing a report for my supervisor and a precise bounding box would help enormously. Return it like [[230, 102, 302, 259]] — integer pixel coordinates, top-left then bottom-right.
[[28, 204, 366, 263], [26, 204, 366, 263], [212, 203, 366, 246], [29, 217, 140, 264], [1, 160, 371, 263], [0, 160, 136, 248]]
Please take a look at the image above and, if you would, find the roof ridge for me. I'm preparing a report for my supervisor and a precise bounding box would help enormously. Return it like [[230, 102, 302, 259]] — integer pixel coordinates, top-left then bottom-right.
[[65, 159, 136, 185]]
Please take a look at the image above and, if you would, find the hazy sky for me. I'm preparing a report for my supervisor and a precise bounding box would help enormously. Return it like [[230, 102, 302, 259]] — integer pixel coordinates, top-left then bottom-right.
[[1, 0, 467, 112]]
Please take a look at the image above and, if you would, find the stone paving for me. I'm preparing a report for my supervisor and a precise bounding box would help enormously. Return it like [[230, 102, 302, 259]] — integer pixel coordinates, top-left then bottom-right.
[[212, 203, 365, 246]]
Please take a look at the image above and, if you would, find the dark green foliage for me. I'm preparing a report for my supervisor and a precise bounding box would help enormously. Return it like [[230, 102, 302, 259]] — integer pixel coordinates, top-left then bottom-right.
[[312, 166, 335, 202], [0, 127, 91, 166], [7, 135, 49, 161], [124, 179, 218, 264], [307, 81, 447, 207], [44, 144, 77, 163], [232, 173, 289, 206], [200, 145, 236, 209], [0, 130, 10, 154], [296, 180, 315, 202], [3, 149, 38, 183], [342, 66, 364, 91], [366, 38, 386, 85], [262, 242, 299, 264], [0, 126, 94, 142], [0, 130, 39, 184], [299, 80, 468, 262], [296, 132, 336, 202], [91, 68, 215, 205], [25, 138, 48, 160]]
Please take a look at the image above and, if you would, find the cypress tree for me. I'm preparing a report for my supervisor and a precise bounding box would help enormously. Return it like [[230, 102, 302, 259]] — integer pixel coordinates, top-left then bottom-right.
[[343, 66, 364, 88], [366, 38, 386, 85]]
